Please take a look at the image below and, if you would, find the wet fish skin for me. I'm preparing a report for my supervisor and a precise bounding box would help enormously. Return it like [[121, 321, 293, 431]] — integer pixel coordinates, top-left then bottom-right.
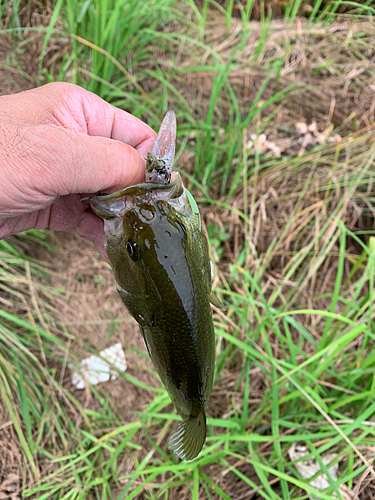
[[105, 194, 214, 459], [90, 110, 220, 460]]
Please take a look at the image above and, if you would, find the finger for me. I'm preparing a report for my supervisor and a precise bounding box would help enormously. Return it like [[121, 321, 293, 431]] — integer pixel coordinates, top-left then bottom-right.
[[0, 83, 157, 159], [10, 123, 147, 198], [82, 97, 157, 155], [60, 83, 157, 155], [0, 213, 39, 239], [74, 216, 109, 262], [0, 197, 109, 263], [47, 195, 109, 260]]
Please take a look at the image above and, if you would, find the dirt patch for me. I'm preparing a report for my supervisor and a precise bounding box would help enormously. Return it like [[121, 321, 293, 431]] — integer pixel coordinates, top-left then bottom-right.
[[0, 424, 23, 500], [0, 230, 160, 494]]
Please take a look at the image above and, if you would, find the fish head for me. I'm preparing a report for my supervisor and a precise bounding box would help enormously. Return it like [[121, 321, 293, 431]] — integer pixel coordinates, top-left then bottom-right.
[[92, 177, 207, 300], [120, 198, 190, 267]]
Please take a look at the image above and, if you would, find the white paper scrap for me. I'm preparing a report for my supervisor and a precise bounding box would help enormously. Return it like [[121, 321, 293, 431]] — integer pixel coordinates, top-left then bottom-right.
[[289, 443, 354, 500], [71, 342, 127, 389]]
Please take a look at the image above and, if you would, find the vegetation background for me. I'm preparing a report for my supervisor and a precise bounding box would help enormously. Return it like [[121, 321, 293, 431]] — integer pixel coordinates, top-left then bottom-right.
[[1, 0, 375, 499]]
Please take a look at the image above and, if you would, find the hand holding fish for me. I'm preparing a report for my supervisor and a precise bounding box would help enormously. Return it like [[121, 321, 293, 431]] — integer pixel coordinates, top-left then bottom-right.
[[0, 83, 156, 257]]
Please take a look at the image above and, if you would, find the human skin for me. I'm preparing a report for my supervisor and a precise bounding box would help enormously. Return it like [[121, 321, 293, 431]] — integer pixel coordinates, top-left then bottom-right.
[[0, 83, 156, 258]]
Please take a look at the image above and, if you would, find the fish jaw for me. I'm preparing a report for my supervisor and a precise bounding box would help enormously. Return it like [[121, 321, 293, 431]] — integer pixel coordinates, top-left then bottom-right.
[[90, 108, 177, 217]]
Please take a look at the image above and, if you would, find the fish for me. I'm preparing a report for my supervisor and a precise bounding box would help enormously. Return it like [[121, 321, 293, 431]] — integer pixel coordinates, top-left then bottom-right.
[[90, 110, 224, 460]]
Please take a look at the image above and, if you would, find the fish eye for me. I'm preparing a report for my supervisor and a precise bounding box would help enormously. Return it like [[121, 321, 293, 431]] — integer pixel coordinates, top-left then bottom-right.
[[126, 240, 139, 261]]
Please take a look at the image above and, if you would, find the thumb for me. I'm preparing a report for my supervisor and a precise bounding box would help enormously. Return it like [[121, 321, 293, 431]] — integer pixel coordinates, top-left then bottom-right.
[[37, 124, 147, 196]]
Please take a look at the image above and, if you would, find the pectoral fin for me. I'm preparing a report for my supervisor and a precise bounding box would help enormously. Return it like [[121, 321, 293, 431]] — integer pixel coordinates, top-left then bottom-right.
[[116, 284, 131, 300], [208, 291, 226, 312], [139, 326, 152, 358]]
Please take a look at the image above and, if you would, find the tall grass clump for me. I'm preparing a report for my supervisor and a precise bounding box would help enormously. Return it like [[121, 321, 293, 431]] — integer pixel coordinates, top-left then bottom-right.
[[0, 236, 72, 479]]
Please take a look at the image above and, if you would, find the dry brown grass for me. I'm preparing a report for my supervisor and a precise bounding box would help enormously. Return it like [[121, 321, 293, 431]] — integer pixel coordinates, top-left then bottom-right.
[[147, 16, 375, 130], [146, 14, 375, 305], [0, 35, 34, 95]]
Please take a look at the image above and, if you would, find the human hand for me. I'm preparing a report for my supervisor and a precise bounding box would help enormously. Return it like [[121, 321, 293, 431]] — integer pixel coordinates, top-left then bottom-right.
[[0, 82, 156, 257]]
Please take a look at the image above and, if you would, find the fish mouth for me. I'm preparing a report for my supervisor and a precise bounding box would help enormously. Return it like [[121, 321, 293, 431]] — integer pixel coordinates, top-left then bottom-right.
[[90, 109, 187, 219]]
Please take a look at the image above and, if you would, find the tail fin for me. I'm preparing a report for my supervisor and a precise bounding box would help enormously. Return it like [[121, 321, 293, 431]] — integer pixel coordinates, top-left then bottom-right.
[[169, 410, 206, 460]]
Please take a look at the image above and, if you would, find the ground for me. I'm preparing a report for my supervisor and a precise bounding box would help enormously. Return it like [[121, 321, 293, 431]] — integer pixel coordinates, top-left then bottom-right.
[[1, 5, 375, 500]]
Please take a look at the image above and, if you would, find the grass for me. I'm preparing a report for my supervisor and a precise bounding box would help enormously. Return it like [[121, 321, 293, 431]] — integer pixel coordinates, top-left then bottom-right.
[[1, 0, 375, 499]]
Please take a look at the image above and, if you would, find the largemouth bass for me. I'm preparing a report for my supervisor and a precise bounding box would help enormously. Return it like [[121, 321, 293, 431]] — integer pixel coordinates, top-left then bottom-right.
[[90, 110, 223, 460]]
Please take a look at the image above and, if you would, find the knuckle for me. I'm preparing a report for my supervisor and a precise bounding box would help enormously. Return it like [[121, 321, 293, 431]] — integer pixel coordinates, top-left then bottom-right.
[[44, 81, 81, 95]]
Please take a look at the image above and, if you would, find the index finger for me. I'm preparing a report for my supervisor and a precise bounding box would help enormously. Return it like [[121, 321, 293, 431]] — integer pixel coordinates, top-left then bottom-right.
[[1, 83, 158, 159], [78, 89, 157, 156]]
